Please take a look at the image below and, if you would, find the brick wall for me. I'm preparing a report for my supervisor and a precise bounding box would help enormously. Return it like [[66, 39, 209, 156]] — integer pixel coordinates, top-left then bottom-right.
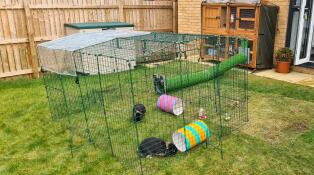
[[268, 0, 290, 51], [178, 0, 290, 50], [178, 0, 203, 34]]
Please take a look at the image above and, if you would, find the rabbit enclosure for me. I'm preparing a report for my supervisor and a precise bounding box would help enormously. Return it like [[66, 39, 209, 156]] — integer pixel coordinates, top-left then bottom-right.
[[39, 32, 249, 174]]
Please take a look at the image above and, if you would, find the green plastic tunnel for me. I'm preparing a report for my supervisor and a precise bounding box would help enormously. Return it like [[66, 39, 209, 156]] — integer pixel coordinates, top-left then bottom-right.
[[153, 54, 247, 94]]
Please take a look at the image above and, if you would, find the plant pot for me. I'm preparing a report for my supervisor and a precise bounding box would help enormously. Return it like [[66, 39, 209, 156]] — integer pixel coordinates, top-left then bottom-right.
[[276, 61, 291, 73]]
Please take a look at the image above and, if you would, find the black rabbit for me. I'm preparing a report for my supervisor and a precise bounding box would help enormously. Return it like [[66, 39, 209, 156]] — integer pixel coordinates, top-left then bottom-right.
[[138, 137, 178, 158], [133, 104, 146, 122]]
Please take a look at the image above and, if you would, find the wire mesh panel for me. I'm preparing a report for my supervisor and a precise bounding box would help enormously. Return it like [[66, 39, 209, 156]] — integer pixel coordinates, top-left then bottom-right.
[[40, 32, 249, 174], [239, 8, 256, 29]]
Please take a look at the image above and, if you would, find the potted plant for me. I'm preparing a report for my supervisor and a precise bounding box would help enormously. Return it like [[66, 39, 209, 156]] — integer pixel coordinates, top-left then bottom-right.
[[275, 48, 293, 73]]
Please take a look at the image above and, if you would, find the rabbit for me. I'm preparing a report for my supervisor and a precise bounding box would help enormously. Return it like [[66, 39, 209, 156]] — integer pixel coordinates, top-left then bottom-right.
[[138, 137, 178, 158], [133, 104, 146, 122]]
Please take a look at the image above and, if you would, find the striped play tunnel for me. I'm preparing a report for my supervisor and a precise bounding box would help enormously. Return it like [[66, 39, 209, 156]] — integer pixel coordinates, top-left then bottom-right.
[[157, 94, 183, 116], [172, 120, 211, 152]]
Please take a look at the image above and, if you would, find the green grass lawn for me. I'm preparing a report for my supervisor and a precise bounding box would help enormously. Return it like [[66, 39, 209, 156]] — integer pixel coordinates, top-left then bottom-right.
[[0, 74, 314, 175]]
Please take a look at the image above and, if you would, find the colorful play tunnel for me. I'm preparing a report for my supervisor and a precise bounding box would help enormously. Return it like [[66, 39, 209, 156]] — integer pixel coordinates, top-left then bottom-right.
[[153, 54, 248, 94], [172, 120, 211, 152], [157, 94, 183, 116]]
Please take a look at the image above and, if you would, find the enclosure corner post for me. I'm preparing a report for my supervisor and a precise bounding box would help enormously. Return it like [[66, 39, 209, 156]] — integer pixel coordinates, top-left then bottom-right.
[[244, 40, 249, 122], [58, 75, 74, 158], [74, 52, 96, 148], [214, 59, 224, 160], [127, 58, 144, 174], [96, 55, 115, 156], [178, 43, 188, 156]]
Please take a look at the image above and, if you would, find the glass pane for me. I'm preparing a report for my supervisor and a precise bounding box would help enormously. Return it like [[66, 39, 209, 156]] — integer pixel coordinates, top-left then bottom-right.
[[239, 20, 255, 29], [292, 0, 302, 7], [240, 9, 255, 18], [311, 32, 314, 61], [290, 11, 300, 51], [300, 0, 314, 58]]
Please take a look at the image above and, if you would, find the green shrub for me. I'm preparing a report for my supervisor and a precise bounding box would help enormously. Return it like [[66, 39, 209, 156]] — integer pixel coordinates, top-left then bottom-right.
[[275, 47, 294, 62]]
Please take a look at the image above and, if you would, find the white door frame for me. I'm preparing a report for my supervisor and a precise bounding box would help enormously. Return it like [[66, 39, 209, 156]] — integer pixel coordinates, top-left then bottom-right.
[[295, 0, 314, 65]]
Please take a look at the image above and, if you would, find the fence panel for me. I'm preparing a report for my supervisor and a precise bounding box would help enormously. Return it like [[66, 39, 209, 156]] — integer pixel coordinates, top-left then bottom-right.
[[0, 0, 177, 78]]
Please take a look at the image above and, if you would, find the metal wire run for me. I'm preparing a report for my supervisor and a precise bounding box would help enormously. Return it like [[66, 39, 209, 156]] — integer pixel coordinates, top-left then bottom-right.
[[40, 32, 249, 174]]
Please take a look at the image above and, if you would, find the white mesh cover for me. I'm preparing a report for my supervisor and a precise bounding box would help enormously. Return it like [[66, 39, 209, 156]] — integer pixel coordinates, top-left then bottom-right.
[[38, 30, 150, 76]]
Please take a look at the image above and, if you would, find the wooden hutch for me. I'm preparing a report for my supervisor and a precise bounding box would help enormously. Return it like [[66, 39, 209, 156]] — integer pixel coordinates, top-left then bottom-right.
[[201, 1, 279, 69]]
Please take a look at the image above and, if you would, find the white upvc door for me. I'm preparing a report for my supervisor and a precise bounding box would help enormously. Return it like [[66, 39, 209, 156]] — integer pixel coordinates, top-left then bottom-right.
[[295, 0, 314, 65]]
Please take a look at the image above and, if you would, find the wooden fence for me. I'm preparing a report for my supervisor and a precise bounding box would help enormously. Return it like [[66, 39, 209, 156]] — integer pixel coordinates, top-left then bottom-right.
[[0, 0, 178, 78]]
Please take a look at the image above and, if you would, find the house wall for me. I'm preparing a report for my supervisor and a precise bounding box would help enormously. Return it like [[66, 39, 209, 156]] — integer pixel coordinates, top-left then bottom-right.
[[178, 0, 203, 34], [270, 0, 290, 51], [178, 0, 290, 51]]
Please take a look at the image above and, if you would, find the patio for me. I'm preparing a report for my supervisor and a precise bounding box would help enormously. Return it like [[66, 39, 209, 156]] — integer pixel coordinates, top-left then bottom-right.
[[253, 69, 314, 88]]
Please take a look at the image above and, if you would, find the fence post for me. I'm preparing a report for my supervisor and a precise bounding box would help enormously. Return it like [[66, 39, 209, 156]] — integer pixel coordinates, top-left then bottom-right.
[[172, 0, 178, 33], [139, 0, 144, 30], [118, 0, 125, 22], [23, 0, 39, 78]]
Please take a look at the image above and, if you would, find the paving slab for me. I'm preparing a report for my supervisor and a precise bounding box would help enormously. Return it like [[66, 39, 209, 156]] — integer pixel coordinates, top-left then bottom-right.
[[252, 69, 314, 88]]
